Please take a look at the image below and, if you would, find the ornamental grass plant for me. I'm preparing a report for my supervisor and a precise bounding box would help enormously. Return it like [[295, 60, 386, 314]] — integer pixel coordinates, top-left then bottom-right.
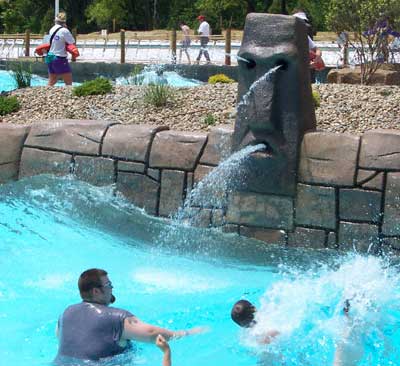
[[10, 62, 32, 89], [0, 95, 20, 115], [73, 77, 112, 97], [143, 83, 175, 107]]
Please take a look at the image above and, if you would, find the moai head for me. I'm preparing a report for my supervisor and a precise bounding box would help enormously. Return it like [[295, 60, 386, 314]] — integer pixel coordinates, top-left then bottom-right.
[[233, 13, 316, 196]]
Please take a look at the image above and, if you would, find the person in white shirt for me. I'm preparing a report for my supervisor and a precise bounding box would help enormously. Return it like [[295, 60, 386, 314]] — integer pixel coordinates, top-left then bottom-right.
[[195, 15, 211, 64], [47, 12, 75, 86]]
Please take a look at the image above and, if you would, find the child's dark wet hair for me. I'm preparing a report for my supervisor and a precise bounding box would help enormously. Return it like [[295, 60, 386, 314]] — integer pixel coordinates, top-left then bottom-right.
[[231, 299, 257, 328]]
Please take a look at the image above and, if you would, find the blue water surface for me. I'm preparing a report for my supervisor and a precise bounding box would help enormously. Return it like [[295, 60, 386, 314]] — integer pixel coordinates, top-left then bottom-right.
[[0, 175, 399, 366]]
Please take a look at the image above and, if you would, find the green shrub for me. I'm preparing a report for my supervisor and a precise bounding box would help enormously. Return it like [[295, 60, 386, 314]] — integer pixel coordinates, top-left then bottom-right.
[[203, 113, 216, 126], [208, 74, 235, 84], [0, 95, 20, 115], [312, 90, 321, 108], [10, 62, 32, 88], [143, 83, 175, 107], [73, 77, 112, 97]]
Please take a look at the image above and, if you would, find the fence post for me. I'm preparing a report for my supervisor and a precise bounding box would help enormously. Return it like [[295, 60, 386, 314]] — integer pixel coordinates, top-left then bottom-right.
[[120, 29, 125, 64], [24, 29, 30, 57], [225, 28, 231, 66], [170, 28, 177, 64], [72, 28, 77, 62]]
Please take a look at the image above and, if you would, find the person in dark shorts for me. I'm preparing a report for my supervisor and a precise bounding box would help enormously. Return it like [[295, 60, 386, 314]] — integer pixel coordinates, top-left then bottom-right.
[[47, 12, 75, 86], [54, 268, 206, 363]]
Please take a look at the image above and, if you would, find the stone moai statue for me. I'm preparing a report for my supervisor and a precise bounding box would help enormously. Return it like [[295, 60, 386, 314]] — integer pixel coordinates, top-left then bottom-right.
[[233, 13, 316, 196]]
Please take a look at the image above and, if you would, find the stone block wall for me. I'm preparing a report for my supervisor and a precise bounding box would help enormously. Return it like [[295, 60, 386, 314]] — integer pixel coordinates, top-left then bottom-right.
[[1, 120, 399, 253]]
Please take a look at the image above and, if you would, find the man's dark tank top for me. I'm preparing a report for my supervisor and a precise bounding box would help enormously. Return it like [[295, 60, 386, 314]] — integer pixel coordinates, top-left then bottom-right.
[[56, 302, 133, 361]]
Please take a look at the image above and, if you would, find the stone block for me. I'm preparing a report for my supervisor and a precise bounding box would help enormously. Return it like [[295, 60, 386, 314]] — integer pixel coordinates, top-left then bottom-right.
[[359, 130, 400, 170], [200, 126, 233, 166], [102, 124, 168, 162], [147, 168, 160, 181], [211, 209, 225, 227], [74, 156, 115, 186], [357, 170, 384, 190], [0, 125, 30, 182], [24, 119, 112, 155], [296, 184, 336, 230], [382, 173, 400, 235], [117, 172, 159, 215], [382, 237, 400, 250], [339, 188, 381, 223], [159, 170, 185, 217], [0, 163, 19, 183], [19, 148, 72, 178], [194, 164, 214, 184], [338, 222, 379, 253], [327, 231, 337, 249], [149, 130, 207, 171], [118, 161, 145, 174], [299, 132, 360, 186], [287, 227, 326, 249], [226, 192, 293, 230], [186, 172, 194, 192], [240, 226, 286, 245], [222, 224, 239, 234]]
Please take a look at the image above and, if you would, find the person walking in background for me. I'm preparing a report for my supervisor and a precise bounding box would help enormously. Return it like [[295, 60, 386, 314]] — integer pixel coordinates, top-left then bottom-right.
[[179, 22, 191, 64], [156, 335, 171, 366], [195, 15, 211, 64], [47, 12, 75, 86]]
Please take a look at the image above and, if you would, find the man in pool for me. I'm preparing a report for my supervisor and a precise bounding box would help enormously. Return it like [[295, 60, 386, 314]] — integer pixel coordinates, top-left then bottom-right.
[[55, 268, 205, 362]]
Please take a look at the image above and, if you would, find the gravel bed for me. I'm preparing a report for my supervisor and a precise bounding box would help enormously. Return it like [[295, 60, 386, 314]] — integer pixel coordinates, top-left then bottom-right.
[[1, 83, 399, 134]]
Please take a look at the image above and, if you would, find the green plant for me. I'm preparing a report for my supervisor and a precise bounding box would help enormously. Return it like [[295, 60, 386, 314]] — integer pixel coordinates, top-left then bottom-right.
[[379, 89, 393, 97], [143, 83, 175, 107], [312, 90, 321, 108], [208, 73, 235, 84], [10, 62, 32, 88], [72, 77, 112, 97], [128, 65, 145, 85], [0, 95, 20, 115], [203, 113, 216, 126], [326, 0, 400, 84]]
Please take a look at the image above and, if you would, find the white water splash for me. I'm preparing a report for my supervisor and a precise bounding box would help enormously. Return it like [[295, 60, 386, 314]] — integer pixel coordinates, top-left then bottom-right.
[[174, 143, 266, 224], [238, 65, 281, 108]]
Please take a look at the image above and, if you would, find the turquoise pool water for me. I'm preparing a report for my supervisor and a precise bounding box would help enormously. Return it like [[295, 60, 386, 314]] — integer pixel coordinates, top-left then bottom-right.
[[0, 70, 77, 92], [1, 176, 399, 366], [0, 69, 201, 93]]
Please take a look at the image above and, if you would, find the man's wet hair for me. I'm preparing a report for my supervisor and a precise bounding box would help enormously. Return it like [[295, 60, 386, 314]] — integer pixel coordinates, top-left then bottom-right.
[[231, 299, 257, 328], [78, 268, 108, 299]]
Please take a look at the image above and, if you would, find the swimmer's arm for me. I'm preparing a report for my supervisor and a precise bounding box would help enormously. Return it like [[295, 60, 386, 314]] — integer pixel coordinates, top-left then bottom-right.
[[259, 330, 280, 344], [121, 316, 206, 343]]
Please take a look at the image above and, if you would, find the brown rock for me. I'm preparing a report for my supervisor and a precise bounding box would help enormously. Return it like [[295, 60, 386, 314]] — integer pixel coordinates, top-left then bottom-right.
[[149, 130, 207, 171], [159, 170, 185, 217], [339, 188, 381, 223], [382, 173, 400, 236], [359, 130, 400, 170], [117, 172, 159, 215], [296, 184, 336, 230], [74, 156, 115, 186], [102, 124, 168, 162], [200, 126, 234, 166], [299, 132, 360, 186], [287, 227, 326, 249], [24, 119, 113, 155], [19, 148, 72, 178]]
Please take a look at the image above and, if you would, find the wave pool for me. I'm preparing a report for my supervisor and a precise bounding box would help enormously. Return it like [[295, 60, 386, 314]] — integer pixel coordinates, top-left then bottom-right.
[[1, 176, 399, 366]]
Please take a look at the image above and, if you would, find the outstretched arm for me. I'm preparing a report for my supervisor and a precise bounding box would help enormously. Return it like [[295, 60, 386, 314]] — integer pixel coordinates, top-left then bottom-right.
[[121, 316, 207, 343]]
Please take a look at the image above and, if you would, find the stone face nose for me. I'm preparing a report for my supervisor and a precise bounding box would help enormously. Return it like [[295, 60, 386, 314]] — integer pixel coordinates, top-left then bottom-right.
[[233, 13, 316, 196]]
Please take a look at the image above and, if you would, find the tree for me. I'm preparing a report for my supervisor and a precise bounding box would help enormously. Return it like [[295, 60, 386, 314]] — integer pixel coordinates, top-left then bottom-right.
[[326, 0, 400, 84], [86, 0, 126, 30], [195, 0, 248, 31]]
